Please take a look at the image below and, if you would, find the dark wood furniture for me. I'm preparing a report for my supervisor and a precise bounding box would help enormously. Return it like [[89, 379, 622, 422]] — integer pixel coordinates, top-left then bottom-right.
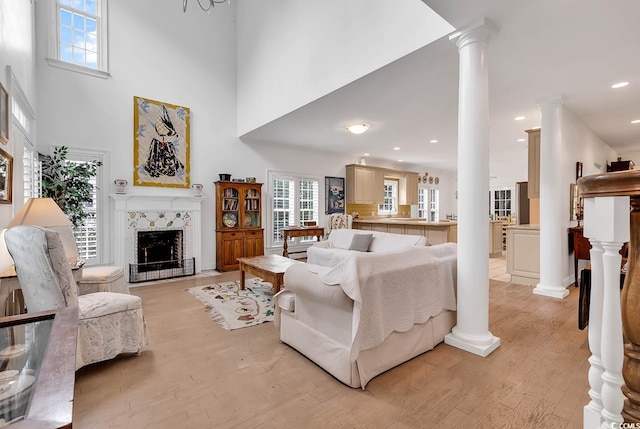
[[607, 157, 635, 172], [569, 226, 592, 286], [281, 226, 324, 258], [215, 181, 264, 271], [0, 307, 78, 428], [237, 255, 302, 294]]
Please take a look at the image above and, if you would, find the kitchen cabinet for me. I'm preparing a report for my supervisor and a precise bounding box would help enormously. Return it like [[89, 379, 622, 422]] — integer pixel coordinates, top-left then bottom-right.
[[346, 165, 384, 204], [346, 165, 418, 205], [526, 129, 540, 198]]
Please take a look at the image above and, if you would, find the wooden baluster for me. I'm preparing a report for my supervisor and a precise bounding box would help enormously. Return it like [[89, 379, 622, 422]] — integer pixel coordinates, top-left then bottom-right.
[[622, 197, 640, 421]]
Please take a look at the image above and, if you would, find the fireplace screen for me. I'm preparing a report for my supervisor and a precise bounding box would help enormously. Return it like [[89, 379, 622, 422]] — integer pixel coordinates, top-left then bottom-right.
[[130, 229, 195, 282]]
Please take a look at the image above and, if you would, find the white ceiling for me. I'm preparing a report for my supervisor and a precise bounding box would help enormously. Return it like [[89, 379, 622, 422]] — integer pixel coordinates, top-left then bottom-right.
[[240, 0, 640, 185]]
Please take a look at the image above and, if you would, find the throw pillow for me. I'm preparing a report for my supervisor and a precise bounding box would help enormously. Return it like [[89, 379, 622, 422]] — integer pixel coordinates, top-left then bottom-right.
[[348, 233, 373, 252]]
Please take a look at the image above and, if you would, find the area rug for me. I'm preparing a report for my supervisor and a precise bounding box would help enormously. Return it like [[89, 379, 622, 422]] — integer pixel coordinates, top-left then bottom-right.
[[186, 278, 274, 330]]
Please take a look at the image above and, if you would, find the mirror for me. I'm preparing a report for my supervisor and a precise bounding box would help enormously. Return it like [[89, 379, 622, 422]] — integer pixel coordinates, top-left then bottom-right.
[[569, 183, 582, 224], [0, 147, 13, 204]]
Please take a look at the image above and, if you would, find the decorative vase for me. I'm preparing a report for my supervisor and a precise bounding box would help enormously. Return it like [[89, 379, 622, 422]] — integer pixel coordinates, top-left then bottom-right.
[[192, 183, 203, 197], [114, 179, 128, 194]]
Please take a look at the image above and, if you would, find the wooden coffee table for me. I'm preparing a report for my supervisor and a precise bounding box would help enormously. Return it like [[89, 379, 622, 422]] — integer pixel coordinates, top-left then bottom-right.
[[237, 255, 302, 294]]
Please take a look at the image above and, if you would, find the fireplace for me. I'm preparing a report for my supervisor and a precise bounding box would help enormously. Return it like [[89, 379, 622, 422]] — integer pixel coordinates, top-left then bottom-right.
[[110, 195, 203, 283], [136, 229, 183, 272], [130, 228, 195, 282]]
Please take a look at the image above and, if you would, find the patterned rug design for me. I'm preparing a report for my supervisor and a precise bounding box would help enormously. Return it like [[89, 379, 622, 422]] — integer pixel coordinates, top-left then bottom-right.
[[186, 278, 274, 330]]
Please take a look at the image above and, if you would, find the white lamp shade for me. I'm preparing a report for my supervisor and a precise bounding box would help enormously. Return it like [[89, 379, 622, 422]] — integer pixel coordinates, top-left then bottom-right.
[[7, 198, 73, 228]]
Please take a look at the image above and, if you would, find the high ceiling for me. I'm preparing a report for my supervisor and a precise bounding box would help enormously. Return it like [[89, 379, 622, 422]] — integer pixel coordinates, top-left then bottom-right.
[[240, 0, 640, 185]]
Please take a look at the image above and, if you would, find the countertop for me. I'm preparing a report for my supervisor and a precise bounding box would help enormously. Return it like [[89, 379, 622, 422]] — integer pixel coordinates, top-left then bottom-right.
[[353, 218, 504, 226], [353, 218, 456, 226]]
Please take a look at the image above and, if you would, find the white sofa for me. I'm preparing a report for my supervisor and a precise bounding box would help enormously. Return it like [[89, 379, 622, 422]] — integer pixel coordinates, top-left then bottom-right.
[[307, 229, 428, 267], [276, 243, 457, 388]]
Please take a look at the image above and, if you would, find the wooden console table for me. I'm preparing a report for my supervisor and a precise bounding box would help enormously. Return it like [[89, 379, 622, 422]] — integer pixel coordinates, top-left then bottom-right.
[[281, 226, 324, 258]]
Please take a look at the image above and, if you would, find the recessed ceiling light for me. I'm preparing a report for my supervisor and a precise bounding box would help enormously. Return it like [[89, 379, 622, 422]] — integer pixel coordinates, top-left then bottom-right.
[[612, 81, 630, 89], [346, 123, 369, 134], [514, 116, 525, 121], [631, 119, 640, 124], [530, 126, 541, 130], [393, 147, 400, 151], [430, 139, 438, 143], [517, 138, 526, 142], [363, 153, 370, 156], [398, 160, 403, 162]]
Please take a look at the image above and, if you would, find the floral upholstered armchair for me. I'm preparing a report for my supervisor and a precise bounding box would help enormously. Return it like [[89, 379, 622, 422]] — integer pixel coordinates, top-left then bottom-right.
[[5, 225, 149, 369]]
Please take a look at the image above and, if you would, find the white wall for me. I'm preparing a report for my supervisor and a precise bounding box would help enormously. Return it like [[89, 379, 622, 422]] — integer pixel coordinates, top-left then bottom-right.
[[0, 0, 36, 226], [33, 1, 369, 270], [236, 0, 454, 136], [560, 107, 619, 284]]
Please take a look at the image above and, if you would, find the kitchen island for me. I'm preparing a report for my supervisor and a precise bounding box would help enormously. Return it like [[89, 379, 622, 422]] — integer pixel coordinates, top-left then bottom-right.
[[353, 218, 504, 256]]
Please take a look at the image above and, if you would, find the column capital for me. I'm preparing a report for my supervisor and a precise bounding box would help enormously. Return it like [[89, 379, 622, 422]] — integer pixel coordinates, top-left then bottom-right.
[[449, 17, 497, 50]]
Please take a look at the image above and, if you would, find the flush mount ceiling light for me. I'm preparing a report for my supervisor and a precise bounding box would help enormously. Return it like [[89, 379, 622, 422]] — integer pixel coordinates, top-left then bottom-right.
[[346, 123, 369, 134], [514, 116, 525, 121], [183, 0, 228, 13], [612, 81, 630, 89]]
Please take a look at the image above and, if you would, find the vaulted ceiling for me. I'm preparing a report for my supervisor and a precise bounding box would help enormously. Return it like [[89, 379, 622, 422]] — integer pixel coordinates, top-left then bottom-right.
[[241, 0, 640, 185]]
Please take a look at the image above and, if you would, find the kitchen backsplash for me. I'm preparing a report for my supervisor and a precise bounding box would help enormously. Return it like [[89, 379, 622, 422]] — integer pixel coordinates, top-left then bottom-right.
[[345, 203, 411, 218]]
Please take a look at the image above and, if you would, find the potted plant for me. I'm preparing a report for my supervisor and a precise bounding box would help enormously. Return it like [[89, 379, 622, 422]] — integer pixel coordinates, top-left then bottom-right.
[[40, 146, 103, 228]]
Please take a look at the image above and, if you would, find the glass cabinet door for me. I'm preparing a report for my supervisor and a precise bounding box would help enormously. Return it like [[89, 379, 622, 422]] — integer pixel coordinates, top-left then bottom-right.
[[221, 187, 239, 228], [244, 188, 261, 228]]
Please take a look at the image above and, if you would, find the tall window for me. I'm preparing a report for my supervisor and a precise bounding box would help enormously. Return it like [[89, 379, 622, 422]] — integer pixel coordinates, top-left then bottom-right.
[[23, 144, 41, 201], [378, 180, 398, 215], [269, 172, 320, 247], [418, 188, 439, 221], [49, 0, 109, 78], [51, 149, 107, 264], [492, 189, 512, 218]]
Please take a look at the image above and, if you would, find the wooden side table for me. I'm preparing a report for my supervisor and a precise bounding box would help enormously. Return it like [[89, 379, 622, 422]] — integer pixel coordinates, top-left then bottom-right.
[[281, 226, 324, 258]]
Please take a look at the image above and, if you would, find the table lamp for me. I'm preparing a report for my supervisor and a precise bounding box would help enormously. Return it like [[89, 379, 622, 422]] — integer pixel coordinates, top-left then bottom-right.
[[5, 198, 77, 264]]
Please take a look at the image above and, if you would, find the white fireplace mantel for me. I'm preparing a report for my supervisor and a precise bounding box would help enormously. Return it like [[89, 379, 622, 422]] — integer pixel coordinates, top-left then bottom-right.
[[109, 194, 203, 282]]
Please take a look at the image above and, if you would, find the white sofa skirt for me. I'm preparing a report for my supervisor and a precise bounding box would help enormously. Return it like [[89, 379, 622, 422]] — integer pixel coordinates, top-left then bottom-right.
[[280, 307, 456, 388]]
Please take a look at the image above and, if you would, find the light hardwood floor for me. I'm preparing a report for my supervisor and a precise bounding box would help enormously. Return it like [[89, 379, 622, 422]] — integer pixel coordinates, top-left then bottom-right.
[[73, 257, 589, 428]]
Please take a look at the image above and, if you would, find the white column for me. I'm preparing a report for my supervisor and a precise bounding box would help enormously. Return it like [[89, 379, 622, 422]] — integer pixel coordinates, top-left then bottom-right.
[[444, 18, 500, 357], [533, 97, 568, 298]]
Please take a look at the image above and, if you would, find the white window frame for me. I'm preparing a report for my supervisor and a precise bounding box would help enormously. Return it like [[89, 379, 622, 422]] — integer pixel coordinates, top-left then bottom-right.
[[418, 188, 440, 221], [378, 179, 398, 215], [8, 66, 38, 205], [53, 147, 110, 265], [47, 0, 110, 79], [490, 187, 513, 219], [267, 170, 320, 250]]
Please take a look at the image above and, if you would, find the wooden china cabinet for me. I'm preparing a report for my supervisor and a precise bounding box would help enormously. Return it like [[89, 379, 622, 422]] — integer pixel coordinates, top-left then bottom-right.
[[215, 181, 264, 271]]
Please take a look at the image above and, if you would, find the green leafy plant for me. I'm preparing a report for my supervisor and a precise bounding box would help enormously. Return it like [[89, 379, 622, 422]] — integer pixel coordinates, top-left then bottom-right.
[[41, 146, 103, 228]]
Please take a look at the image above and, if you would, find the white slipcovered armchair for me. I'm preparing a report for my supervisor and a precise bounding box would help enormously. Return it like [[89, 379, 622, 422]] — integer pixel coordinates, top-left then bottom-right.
[[5, 225, 149, 369]]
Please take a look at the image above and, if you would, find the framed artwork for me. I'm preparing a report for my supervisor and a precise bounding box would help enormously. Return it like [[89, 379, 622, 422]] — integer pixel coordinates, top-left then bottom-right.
[[0, 146, 13, 204], [133, 96, 190, 188], [325, 176, 345, 214], [0, 82, 8, 145]]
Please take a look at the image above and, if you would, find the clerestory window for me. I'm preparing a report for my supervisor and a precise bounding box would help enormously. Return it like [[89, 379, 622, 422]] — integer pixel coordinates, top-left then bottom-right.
[[48, 0, 110, 78]]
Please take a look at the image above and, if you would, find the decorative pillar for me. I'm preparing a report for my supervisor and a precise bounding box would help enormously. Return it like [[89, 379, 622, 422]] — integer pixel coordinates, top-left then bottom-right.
[[533, 97, 568, 299], [444, 18, 500, 357]]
